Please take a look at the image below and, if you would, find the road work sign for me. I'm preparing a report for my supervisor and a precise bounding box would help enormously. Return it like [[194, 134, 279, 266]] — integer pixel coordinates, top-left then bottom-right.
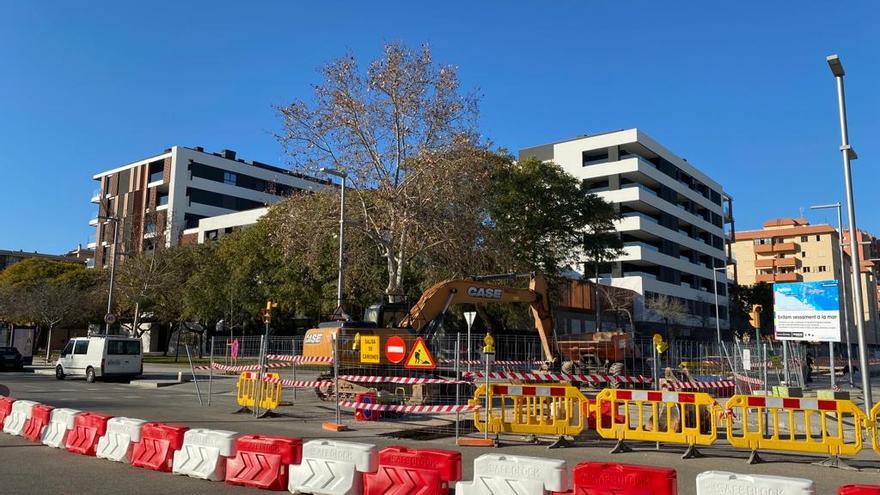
[[404, 337, 436, 369], [359, 336, 380, 364]]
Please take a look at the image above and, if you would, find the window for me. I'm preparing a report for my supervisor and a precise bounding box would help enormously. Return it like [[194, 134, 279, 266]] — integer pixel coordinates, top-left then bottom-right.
[[73, 341, 89, 355], [801, 236, 808, 242], [802, 252, 806, 258], [818, 265, 827, 272], [205, 230, 219, 241], [223, 171, 237, 185], [107, 340, 141, 355], [61, 341, 74, 357], [803, 266, 812, 273], [582, 149, 609, 165], [816, 235, 821, 241]]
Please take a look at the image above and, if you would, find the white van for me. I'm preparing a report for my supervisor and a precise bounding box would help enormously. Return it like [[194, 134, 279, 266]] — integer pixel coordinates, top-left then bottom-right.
[[55, 336, 143, 382]]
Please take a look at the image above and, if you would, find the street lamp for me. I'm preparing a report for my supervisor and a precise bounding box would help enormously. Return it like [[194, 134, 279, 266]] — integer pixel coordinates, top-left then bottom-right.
[[98, 214, 119, 335], [826, 54, 871, 413], [811, 203, 853, 388], [710, 262, 734, 373], [321, 167, 348, 316]]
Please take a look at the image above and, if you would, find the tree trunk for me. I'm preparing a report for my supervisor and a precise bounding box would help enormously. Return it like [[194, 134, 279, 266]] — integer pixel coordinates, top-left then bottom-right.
[[132, 301, 140, 337], [45, 323, 54, 362]]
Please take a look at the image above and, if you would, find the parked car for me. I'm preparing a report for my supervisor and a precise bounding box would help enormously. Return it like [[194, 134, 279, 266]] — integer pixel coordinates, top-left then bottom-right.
[[0, 346, 24, 371], [55, 336, 143, 382]]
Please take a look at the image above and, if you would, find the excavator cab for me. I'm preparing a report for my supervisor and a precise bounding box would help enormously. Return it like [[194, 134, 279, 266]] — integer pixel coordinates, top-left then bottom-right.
[[362, 303, 411, 329]]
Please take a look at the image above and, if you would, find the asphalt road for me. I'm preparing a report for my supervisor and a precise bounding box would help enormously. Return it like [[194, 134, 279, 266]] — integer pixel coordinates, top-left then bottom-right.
[[2, 367, 880, 494]]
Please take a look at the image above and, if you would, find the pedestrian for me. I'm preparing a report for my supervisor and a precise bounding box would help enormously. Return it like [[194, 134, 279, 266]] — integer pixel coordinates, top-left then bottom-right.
[[805, 353, 814, 383]]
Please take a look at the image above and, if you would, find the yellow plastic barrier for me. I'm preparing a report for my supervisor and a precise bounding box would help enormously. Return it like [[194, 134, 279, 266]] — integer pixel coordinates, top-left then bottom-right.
[[235, 372, 282, 412], [470, 383, 587, 439], [593, 388, 718, 458], [259, 372, 282, 411], [725, 395, 866, 465], [870, 401, 880, 456], [236, 371, 258, 410]]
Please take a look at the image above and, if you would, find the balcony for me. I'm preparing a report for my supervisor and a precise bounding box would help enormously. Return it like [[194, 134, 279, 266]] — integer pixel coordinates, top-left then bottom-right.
[[754, 242, 798, 255], [756, 272, 802, 283], [754, 258, 799, 269], [88, 217, 99, 227], [148, 169, 165, 186], [90, 189, 102, 203]]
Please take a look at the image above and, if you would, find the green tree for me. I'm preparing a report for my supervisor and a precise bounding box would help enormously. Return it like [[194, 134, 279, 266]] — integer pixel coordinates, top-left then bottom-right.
[[0, 258, 105, 356], [486, 156, 622, 275]]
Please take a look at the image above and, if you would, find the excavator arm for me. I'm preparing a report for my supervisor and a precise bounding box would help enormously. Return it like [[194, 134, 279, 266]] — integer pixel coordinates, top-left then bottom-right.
[[397, 272, 559, 365]]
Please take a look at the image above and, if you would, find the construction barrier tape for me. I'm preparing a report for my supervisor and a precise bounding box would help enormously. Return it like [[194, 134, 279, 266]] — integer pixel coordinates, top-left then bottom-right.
[[462, 370, 652, 384], [662, 379, 735, 391], [439, 359, 543, 366], [339, 401, 479, 414], [266, 355, 335, 364], [733, 373, 764, 386]]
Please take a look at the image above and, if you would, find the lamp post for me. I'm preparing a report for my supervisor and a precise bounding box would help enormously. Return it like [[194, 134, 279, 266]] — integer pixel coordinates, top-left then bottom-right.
[[711, 262, 733, 371], [321, 168, 348, 315], [100, 214, 119, 335], [811, 202, 853, 387], [827, 54, 871, 413]]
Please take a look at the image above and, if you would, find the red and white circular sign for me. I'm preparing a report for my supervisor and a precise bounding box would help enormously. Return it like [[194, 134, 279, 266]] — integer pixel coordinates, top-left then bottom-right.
[[385, 336, 406, 364]]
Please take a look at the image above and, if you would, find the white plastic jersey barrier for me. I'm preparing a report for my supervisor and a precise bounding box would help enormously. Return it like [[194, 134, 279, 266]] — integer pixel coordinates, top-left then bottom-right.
[[172, 428, 240, 481], [96, 417, 147, 462], [456, 454, 569, 495], [41, 408, 81, 448], [289, 439, 378, 495], [3, 400, 39, 436], [696, 471, 816, 495]]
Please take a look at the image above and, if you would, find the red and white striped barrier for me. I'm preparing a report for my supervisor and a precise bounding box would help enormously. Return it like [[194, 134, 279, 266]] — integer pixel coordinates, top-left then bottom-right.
[[491, 384, 569, 397], [339, 401, 479, 414], [266, 355, 334, 364], [263, 378, 328, 389], [662, 379, 735, 397], [439, 359, 543, 366], [462, 370, 652, 385], [616, 390, 699, 403], [744, 396, 837, 411], [733, 373, 763, 386]]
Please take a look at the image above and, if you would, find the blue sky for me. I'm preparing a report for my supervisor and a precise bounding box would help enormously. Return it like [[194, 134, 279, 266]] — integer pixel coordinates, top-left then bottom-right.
[[1, 1, 877, 254]]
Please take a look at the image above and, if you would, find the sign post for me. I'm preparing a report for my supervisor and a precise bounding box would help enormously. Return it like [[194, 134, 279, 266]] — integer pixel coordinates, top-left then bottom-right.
[[774, 280, 841, 388], [482, 333, 495, 441], [464, 311, 476, 372]]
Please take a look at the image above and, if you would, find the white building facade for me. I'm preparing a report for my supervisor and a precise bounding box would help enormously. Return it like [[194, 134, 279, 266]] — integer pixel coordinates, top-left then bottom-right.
[[520, 129, 731, 335]]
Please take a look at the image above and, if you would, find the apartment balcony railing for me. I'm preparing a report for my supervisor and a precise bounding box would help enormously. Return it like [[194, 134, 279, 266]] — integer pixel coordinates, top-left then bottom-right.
[[756, 272, 802, 283], [90, 189, 102, 203], [755, 257, 799, 269], [754, 242, 798, 255], [148, 170, 165, 184]]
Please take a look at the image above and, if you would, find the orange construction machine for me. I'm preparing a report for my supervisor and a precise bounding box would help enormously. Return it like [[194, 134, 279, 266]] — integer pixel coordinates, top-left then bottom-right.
[[301, 272, 560, 402]]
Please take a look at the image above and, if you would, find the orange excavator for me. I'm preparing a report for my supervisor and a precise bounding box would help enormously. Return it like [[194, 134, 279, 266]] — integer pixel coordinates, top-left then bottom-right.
[[301, 272, 560, 402]]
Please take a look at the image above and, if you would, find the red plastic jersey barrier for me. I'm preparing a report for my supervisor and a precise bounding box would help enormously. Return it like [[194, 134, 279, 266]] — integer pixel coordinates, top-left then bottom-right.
[[225, 434, 303, 491], [561, 462, 677, 495], [22, 404, 54, 442], [65, 412, 113, 456], [130, 423, 189, 472], [364, 446, 462, 495], [840, 486, 880, 495], [0, 397, 14, 429]]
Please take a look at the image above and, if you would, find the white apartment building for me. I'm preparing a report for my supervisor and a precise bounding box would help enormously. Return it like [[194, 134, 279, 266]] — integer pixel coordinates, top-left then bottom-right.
[[520, 129, 732, 336], [90, 146, 325, 266]]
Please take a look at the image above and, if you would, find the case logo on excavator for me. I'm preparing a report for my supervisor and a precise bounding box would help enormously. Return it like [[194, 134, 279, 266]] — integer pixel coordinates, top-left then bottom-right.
[[304, 333, 323, 344], [467, 287, 503, 299]]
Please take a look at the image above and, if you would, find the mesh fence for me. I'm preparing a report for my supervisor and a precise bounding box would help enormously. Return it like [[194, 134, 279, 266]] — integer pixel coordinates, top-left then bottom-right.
[[197, 332, 849, 445]]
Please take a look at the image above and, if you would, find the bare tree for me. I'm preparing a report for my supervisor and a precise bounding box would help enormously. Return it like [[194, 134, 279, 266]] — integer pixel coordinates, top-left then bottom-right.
[[276, 42, 487, 301], [599, 285, 636, 332], [646, 293, 687, 338], [22, 282, 80, 360]]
